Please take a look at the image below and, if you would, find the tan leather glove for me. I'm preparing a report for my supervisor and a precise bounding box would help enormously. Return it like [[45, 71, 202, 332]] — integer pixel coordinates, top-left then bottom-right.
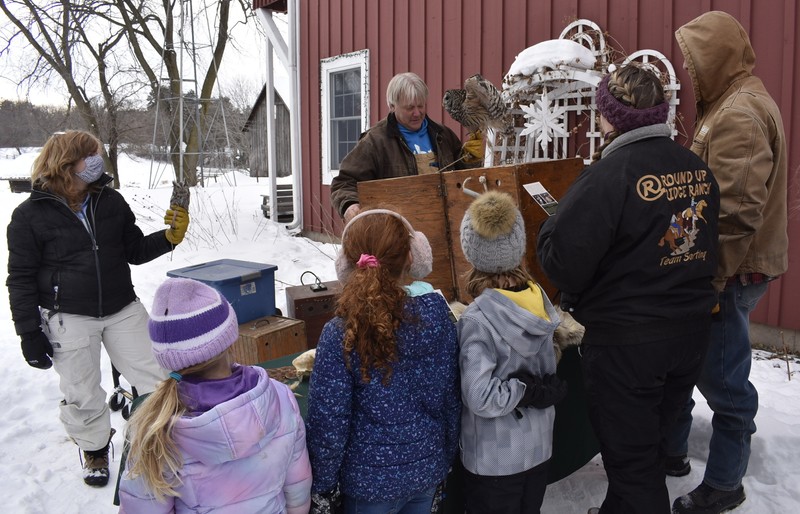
[[164, 205, 189, 245]]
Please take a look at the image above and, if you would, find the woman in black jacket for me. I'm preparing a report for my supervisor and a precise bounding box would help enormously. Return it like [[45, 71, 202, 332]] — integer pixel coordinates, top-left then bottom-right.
[[537, 65, 720, 514], [6, 130, 189, 487]]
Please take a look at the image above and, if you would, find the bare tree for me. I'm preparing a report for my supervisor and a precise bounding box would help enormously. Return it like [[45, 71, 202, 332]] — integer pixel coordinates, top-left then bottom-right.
[[0, 0, 251, 186]]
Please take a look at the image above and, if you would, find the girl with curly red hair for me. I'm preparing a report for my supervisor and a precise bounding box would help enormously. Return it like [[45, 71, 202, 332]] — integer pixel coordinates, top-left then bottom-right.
[[307, 208, 460, 514]]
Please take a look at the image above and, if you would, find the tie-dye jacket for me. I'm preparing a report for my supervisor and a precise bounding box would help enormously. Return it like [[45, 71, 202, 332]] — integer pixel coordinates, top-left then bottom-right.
[[119, 366, 312, 513]]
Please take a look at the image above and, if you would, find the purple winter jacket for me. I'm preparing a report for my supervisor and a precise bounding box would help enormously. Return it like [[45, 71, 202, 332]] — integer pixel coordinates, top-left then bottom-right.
[[119, 366, 311, 513]]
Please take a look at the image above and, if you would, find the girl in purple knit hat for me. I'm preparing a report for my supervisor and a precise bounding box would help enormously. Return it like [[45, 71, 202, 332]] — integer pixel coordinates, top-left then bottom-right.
[[118, 277, 312, 513]]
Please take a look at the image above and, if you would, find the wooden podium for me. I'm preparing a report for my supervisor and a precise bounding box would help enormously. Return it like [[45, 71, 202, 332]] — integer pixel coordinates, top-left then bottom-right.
[[358, 158, 583, 303]]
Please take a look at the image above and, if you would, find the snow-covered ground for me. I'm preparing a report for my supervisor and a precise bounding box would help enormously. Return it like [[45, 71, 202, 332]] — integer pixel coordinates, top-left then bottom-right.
[[0, 148, 797, 513]]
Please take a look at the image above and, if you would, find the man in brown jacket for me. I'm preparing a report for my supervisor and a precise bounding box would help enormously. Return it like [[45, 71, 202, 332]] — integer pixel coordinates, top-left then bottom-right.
[[665, 11, 788, 514], [330, 72, 466, 222]]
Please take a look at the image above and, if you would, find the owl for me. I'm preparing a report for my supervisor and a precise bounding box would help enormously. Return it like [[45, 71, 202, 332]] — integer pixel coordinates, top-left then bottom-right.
[[443, 74, 513, 135], [170, 180, 191, 209]]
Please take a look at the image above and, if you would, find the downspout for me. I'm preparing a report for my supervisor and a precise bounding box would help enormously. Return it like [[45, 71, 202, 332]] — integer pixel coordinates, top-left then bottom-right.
[[256, 1, 303, 232], [286, 0, 303, 231], [265, 33, 277, 222]]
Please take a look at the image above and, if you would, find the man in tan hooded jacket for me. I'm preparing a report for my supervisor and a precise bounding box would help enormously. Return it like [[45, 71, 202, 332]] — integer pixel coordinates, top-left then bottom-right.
[[665, 11, 788, 514]]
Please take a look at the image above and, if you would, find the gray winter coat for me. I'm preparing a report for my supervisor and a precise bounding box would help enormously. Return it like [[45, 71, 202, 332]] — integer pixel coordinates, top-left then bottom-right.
[[457, 285, 560, 476]]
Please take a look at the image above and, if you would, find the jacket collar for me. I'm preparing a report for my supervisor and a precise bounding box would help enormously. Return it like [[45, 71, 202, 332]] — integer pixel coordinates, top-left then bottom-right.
[[387, 112, 441, 139], [602, 124, 672, 159], [95, 173, 114, 188]]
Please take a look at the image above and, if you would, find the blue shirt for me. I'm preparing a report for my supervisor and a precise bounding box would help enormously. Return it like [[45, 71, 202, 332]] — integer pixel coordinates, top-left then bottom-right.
[[398, 118, 433, 154]]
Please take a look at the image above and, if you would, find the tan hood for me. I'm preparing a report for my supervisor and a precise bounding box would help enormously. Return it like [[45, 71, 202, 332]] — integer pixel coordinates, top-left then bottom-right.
[[675, 11, 755, 106]]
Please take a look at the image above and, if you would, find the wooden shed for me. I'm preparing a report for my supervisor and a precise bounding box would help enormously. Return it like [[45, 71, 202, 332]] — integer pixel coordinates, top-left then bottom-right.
[[253, 0, 800, 341], [242, 85, 292, 178]]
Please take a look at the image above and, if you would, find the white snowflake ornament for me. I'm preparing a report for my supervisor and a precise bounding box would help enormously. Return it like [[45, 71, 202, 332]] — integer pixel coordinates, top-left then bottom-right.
[[519, 90, 569, 152]]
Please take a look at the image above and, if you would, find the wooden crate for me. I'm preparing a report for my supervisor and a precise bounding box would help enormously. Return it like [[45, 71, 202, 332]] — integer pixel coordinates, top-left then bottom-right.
[[285, 280, 342, 349], [232, 315, 307, 365], [358, 158, 583, 303]]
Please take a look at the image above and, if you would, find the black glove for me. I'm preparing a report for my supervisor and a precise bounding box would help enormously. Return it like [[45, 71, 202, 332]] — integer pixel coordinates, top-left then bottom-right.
[[21, 330, 54, 370], [510, 371, 568, 409], [310, 487, 342, 514]]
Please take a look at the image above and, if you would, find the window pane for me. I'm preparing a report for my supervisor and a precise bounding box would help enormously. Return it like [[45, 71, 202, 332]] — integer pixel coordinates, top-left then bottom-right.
[[334, 96, 343, 118], [330, 119, 361, 168], [347, 119, 358, 141], [341, 70, 359, 94], [329, 67, 362, 169]]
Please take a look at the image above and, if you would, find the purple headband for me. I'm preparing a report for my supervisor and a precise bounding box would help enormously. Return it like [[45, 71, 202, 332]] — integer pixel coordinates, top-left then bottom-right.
[[595, 74, 669, 133]]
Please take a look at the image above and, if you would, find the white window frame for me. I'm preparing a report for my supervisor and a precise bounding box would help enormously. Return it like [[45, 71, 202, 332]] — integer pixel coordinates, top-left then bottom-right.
[[320, 49, 369, 186]]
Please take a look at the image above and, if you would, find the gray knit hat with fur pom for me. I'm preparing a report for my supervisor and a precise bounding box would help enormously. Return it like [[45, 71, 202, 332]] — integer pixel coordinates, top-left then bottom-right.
[[460, 191, 526, 273]]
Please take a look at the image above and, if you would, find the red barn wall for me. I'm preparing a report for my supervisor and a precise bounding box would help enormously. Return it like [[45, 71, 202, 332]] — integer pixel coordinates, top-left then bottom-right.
[[287, 0, 799, 330]]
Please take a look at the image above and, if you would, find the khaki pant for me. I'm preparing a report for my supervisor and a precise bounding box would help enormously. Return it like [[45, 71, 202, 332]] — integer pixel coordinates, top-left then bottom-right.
[[42, 300, 167, 451]]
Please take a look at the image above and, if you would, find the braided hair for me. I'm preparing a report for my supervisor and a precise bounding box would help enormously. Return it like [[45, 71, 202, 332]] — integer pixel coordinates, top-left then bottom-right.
[[592, 65, 667, 162]]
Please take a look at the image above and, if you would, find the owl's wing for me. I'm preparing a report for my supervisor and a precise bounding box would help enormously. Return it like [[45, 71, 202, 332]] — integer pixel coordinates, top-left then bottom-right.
[[464, 74, 495, 108], [464, 74, 512, 135]]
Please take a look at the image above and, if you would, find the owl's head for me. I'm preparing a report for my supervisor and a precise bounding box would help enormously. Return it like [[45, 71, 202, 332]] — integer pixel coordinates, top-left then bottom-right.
[[442, 88, 466, 112]]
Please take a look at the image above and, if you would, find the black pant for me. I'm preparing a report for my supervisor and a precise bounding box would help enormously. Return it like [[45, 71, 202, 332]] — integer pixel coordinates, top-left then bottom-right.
[[581, 330, 710, 514], [463, 459, 549, 514]]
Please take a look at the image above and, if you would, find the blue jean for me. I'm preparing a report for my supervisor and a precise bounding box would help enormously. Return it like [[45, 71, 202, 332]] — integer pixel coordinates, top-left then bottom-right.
[[343, 487, 436, 514], [665, 280, 768, 491]]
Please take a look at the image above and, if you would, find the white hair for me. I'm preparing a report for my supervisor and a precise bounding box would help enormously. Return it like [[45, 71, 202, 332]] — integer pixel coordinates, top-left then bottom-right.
[[386, 72, 428, 108]]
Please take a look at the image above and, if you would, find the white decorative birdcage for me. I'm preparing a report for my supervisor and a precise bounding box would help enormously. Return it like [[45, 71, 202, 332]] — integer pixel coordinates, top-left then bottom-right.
[[487, 19, 680, 166]]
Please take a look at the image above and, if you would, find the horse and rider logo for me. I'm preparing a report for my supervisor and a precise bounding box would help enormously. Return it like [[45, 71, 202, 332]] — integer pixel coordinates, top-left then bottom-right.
[[658, 199, 708, 255]]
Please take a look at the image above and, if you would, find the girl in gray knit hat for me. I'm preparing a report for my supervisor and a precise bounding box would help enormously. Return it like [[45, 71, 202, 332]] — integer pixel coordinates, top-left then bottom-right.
[[457, 190, 567, 514]]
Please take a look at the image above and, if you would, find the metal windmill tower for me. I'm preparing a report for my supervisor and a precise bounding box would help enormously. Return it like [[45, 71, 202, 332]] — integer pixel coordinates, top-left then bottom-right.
[[148, 0, 235, 189]]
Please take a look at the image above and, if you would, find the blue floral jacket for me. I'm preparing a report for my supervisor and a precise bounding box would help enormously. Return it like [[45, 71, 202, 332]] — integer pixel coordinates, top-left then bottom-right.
[[307, 291, 460, 502]]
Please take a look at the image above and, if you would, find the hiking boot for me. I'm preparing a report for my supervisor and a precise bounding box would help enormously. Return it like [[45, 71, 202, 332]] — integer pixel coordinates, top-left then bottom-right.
[[587, 509, 600, 514], [672, 482, 746, 513], [665, 454, 691, 477], [81, 428, 115, 487]]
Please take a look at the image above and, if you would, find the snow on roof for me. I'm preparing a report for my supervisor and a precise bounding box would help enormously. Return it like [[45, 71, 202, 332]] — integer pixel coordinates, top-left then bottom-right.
[[503, 39, 597, 85], [0, 149, 37, 179]]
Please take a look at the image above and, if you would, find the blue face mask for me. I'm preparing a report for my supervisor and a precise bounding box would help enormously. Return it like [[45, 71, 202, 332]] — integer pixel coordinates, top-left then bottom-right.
[[75, 154, 104, 183]]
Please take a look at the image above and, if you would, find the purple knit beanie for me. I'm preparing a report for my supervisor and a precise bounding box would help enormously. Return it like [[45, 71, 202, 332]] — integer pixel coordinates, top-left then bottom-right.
[[595, 74, 669, 133], [148, 277, 239, 371]]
